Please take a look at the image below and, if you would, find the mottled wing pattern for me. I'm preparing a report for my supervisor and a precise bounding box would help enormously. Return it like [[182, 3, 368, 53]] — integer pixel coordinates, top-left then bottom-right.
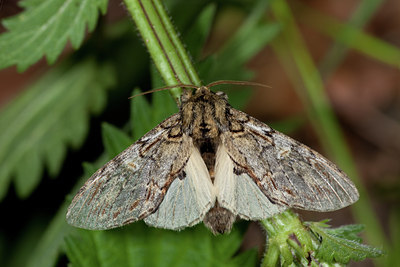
[[145, 146, 215, 229], [214, 145, 286, 220], [221, 108, 359, 212], [66, 114, 192, 230]]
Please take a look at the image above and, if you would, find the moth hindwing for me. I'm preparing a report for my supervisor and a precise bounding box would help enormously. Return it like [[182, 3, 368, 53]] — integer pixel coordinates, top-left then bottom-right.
[[66, 85, 359, 234]]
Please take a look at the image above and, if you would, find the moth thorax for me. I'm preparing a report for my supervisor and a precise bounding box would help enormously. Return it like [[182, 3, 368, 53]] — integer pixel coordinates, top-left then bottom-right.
[[191, 120, 219, 139], [192, 104, 221, 139], [195, 138, 218, 182], [203, 203, 236, 235]]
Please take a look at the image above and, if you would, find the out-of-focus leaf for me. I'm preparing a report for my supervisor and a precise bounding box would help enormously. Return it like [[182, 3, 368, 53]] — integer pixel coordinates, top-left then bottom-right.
[[200, 1, 280, 83], [386, 210, 400, 266], [268, 115, 306, 134], [25, 160, 108, 267], [130, 88, 153, 141], [184, 4, 217, 59], [0, 0, 108, 71], [65, 222, 255, 267], [0, 59, 115, 200], [101, 123, 132, 158], [152, 89, 179, 122], [197, 0, 280, 111], [3, 218, 46, 267], [25, 201, 75, 267]]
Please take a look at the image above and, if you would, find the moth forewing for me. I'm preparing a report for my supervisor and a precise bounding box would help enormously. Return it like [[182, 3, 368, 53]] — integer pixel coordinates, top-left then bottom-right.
[[66, 113, 192, 230], [261, 130, 359, 211], [225, 110, 359, 212]]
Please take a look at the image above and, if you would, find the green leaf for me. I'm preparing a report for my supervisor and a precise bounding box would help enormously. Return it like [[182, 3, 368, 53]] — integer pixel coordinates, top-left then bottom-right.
[[0, 0, 108, 71], [386, 210, 400, 266], [309, 222, 384, 264], [130, 88, 153, 141], [24, 161, 109, 267], [200, 1, 280, 83], [25, 200, 75, 267], [194, 1, 279, 112], [131, 88, 178, 136], [130, 68, 179, 142], [2, 218, 47, 267], [0, 59, 115, 200], [230, 248, 257, 267], [82, 162, 100, 178], [268, 115, 306, 134], [101, 123, 132, 158], [184, 3, 217, 59], [260, 212, 383, 266], [149, 65, 179, 121], [152, 89, 179, 122], [65, 223, 255, 267], [323, 223, 364, 243]]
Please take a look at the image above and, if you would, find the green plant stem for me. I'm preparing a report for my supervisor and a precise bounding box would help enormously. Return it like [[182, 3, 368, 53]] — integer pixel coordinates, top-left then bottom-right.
[[261, 210, 314, 267], [270, 0, 387, 252], [123, 0, 202, 101]]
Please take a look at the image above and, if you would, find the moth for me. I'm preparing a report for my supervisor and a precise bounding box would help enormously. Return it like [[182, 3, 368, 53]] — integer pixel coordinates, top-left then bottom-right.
[[66, 81, 359, 234]]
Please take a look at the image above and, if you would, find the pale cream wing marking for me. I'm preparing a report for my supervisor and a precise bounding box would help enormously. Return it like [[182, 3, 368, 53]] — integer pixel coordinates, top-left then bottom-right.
[[214, 144, 235, 211], [145, 145, 215, 230], [215, 144, 286, 220]]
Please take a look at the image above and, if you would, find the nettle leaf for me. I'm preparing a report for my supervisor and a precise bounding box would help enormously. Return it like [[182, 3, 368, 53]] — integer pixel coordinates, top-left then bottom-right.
[[323, 223, 364, 243], [0, 0, 108, 71], [130, 88, 153, 141], [65, 222, 256, 267], [309, 222, 384, 264], [130, 69, 179, 142], [101, 123, 132, 158], [0, 59, 115, 200], [130, 87, 180, 141]]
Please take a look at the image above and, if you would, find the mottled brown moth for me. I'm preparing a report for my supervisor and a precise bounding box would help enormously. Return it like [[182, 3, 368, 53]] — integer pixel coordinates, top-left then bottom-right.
[[66, 82, 359, 234]]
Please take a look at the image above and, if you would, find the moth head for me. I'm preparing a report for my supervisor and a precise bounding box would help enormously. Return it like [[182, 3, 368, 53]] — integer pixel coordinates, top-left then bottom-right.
[[133, 81, 269, 107], [179, 85, 209, 104], [181, 86, 229, 106], [180, 89, 193, 104], [215, 91, 228, 100]]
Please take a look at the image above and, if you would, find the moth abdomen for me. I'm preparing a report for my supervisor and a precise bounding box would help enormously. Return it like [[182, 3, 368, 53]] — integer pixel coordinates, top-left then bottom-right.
[[203, 204, 236, 235]]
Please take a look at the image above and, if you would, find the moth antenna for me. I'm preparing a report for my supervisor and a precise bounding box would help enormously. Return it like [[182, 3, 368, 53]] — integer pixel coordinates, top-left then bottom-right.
[[128, 84, 200, 99], [206, 80, 271, 89]]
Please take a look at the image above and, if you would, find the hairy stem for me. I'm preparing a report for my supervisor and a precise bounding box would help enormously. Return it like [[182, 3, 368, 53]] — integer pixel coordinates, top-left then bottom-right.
[[124, 0, 201, 101]]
